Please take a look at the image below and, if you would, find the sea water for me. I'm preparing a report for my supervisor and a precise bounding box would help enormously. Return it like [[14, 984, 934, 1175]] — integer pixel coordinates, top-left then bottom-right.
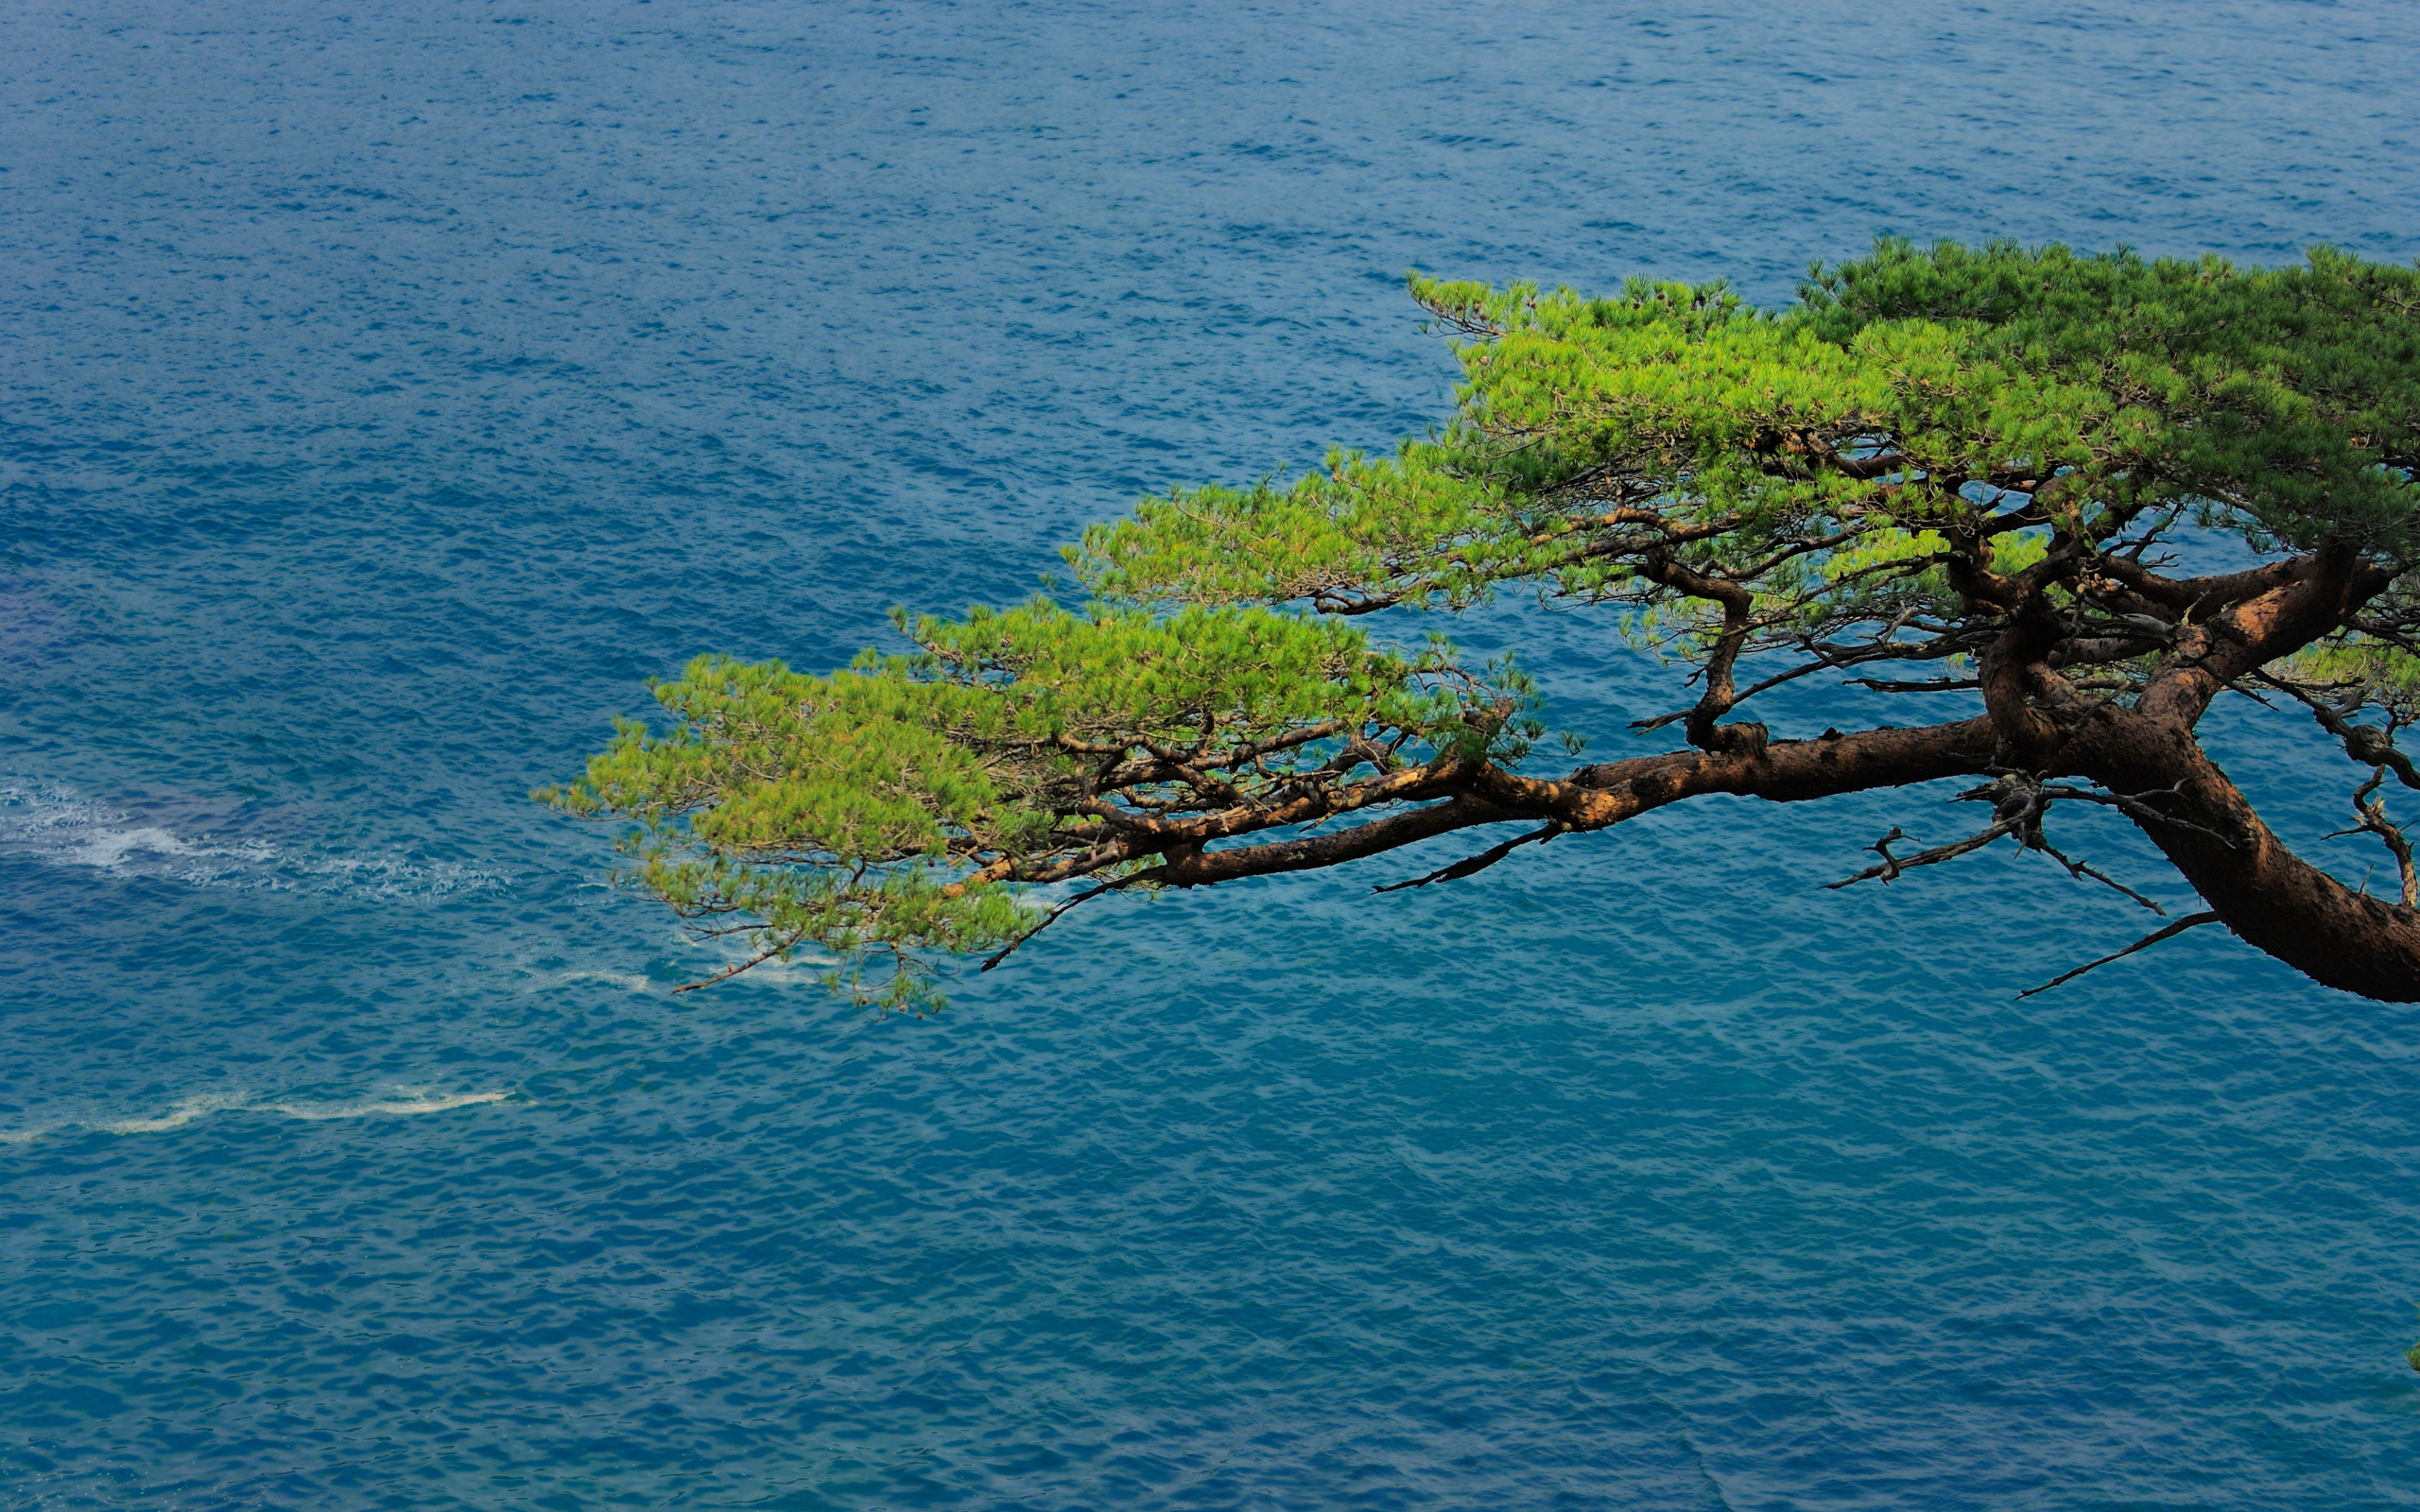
[[4, 1, 2418, 1505]]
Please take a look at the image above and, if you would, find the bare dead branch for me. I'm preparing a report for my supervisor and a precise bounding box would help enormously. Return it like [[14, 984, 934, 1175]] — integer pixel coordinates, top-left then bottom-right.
[[2031, 842, 2169, 916], [1825, 772, 2169, 914], [1851, 677, 1981, 693], [2036, 782, 2244, 850], [1373, 822, 1564, 892], [2255, 671, 2420, 790], [979, 874, 1148, 972], [1826, 821, 2015, 888], [672, 924, 814, 994], [2017, 912, 2223, 997], [2327, 768, 2420, 909]]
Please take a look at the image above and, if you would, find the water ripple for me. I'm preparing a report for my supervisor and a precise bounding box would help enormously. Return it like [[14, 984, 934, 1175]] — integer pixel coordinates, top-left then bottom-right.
[[4, 0, 2418, 1506]]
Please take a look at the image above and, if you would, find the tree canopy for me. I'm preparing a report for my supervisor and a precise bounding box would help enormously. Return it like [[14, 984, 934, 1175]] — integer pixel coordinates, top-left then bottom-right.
[[545, 238, 2420, 1008]]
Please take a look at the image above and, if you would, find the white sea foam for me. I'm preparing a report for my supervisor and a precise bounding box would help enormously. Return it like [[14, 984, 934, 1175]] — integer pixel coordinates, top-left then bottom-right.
[[0, 1088, 518, 1144], [67, 825, 193, 867], [745, 954, 844, 978], [262, 1089, 516, 1121], [557, 970, 656, 993], [0, 780, 118, 844], [102, 1091, 251, 1135], [0, 776, 506, 901], [662, 930, 838, 983], [287, 851, 504, 899]]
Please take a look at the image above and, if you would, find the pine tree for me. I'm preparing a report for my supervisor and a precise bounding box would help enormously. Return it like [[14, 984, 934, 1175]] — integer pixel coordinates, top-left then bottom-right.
[[545, 240, 2420, 1008]]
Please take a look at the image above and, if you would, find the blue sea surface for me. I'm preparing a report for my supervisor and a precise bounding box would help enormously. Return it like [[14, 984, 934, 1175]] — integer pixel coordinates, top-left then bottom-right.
[[5, 1, 2419, 1505]]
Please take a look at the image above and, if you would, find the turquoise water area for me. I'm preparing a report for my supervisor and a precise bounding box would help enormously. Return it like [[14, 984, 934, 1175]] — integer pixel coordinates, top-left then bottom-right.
[[5, 1, 2419, 1505]]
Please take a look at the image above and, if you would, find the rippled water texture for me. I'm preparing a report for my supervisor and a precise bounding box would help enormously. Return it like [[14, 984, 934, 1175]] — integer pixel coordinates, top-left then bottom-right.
[[5, 2, 2419, 1506]]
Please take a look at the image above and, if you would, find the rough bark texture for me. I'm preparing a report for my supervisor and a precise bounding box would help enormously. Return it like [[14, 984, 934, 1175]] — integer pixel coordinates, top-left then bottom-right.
[[2076, 552, 2420, 999], [2075, 711, 2420, 1000]]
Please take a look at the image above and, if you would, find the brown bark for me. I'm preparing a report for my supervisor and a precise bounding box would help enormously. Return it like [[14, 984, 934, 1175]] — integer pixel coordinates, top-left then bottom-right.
[[1142, 717, 2002, 885], [2066, 548, 2420, 999], [1154, 795, 1517, 885], [1046, 546, 2420, 1001], [1632, 551, 1764, 754], [2066, 705, 2420, 1000]]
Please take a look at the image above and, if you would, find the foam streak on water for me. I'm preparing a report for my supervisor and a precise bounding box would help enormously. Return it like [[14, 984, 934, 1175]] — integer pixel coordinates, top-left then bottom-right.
[[1, 1091, 518, 1143], [3, 1, 2419, 1507], [0, 777, 506, 900]]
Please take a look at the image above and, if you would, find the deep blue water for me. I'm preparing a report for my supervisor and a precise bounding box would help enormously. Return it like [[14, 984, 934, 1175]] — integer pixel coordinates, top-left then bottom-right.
[[5, 1, 2420, 1505]]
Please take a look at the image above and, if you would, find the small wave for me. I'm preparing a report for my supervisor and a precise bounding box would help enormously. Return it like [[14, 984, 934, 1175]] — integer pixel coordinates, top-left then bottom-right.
[[0, 1088, 518, 1144], [285, 850, 506, 899], [0, 777, 506, 901]]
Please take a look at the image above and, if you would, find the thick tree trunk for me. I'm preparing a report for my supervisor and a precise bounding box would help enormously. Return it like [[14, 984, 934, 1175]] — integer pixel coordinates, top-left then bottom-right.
[[2074, 708, 2420, 1002]]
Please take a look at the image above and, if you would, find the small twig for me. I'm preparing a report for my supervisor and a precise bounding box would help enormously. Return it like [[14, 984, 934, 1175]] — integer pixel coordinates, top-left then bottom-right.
[[2256, 671, 2420, 791], [2037, 781, 2243, 849], [2034, 841, 2169, 915], [979, 875, 1141, 971], [1849, 677, 1981, 693], [672, 924, 812, 994], [1374, 823, 1564, 892], [2330, 767, 2420, 909], [1829, 772, 2173, 912], [1826, 818, 2016, 888], [2017, 912, 2222, 997]]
